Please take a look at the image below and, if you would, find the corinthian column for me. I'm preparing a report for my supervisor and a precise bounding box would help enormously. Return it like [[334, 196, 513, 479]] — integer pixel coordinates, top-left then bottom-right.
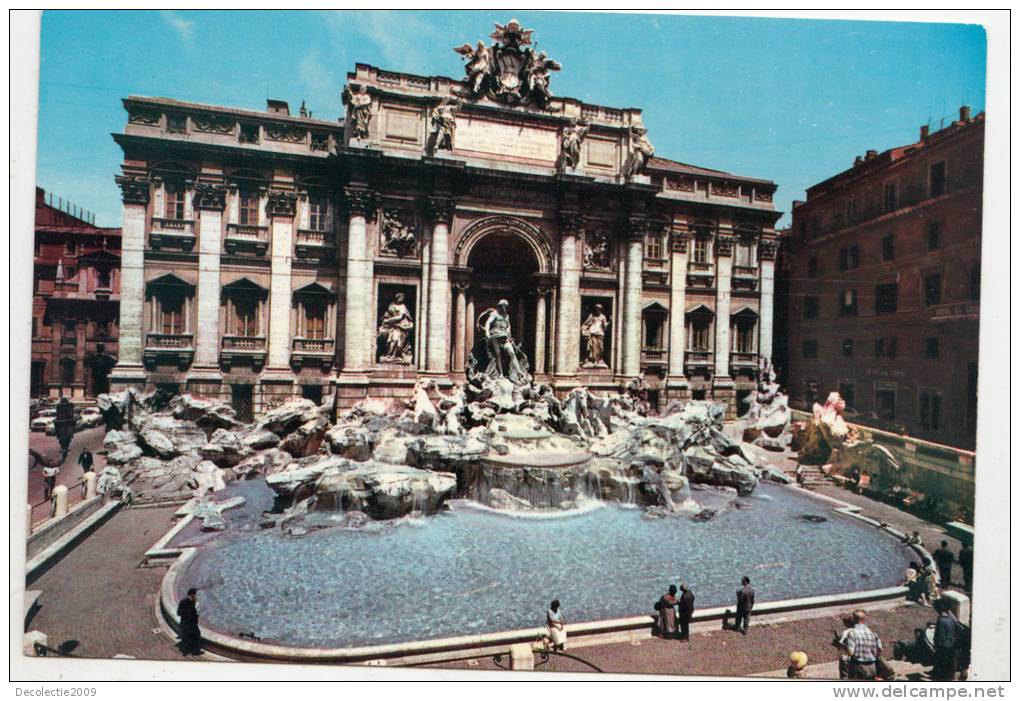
[[555, 210, 583, 379], [758, 238, 778, 361], [714, 233, 735, 379], [266, 190, 296, 370], [425, 195, 454, 374], [192, 182, 227, 369], [452, 283, 468, 372], [621, 216, 645, 377], [667, 229, 690, 385], [341, 186, 378, 373], [534, 288, 550, 376], [109, 176, 148, 387]]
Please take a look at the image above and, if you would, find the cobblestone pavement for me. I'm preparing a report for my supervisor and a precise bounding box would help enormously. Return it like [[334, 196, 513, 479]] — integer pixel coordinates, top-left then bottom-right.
[[427, 603, 934, 678], [26, 505, 182, 662]]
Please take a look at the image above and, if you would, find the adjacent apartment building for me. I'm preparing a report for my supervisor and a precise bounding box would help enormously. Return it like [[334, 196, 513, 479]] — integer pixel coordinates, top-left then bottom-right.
[[782, 107, 983, 449], [32, 187, 122, 399]]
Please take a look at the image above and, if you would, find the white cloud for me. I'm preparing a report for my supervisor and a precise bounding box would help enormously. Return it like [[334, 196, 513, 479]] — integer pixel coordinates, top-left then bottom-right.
[[161, 11, 194, 43], [298, 50, 338, 114], [319, 11, 443, 72]]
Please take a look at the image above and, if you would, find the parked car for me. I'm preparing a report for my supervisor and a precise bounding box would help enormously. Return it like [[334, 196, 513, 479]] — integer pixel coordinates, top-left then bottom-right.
[[76, 407, 103, 430], [30, 409, 56, 433]]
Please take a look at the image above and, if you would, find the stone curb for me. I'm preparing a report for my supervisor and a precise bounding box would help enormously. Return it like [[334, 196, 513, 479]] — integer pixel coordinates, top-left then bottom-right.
[[151, 482, 913, 665]]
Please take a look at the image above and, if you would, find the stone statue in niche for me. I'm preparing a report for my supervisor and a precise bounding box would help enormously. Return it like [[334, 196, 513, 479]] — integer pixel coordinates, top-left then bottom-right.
[[380, 210, 417, 258], [428, 97, 460, 154], [343, 84, 373, 140], [377, 293, 414, 364], [624, 125, 655, 178], [476, 299, 531, 386], [583, 231, 611, 271], [580, 304, 611, 369], [559, 118, 590, 172]]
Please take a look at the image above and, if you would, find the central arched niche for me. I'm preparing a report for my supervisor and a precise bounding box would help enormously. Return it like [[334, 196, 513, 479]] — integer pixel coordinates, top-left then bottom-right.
[[464, 228, 542, 372]]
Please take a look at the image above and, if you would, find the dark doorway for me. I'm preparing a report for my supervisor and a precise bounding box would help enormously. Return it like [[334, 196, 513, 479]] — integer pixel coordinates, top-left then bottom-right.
[[231, 384, 254, 422], [31, 362, 45, 397], [90, 365, 110, 396], [301, 384, 323, 406]]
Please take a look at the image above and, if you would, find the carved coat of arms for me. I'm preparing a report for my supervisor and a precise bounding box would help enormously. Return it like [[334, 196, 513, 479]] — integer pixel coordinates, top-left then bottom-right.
[[454, 18, 561, 109]]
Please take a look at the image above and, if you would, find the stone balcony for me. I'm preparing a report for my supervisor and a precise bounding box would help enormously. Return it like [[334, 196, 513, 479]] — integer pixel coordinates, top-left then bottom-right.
[[930, 301, 979, 323], [729, 351, 758, 377], [686, 262, 715, 289], [224, 224, 270, 255], [220, 335, 267, 371], [732, 266, 759, 291], [684, 350, 713, 376], [295, 229, 336, 260], [149, 218, 196, 251], [641, 347, 667, 369], [290, 337, 335, 372], [144, 333, 194, 370]]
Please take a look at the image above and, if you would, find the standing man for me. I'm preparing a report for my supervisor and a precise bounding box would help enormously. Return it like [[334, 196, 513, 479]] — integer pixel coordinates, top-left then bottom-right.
[[77, 448, 94, 474], [932, 540, 956, 589], [177, 588, 202, 656], [677, 583, 695, 641], [843, 610, 882, 679], [42, 464, 60, 501], [735, 576, 755, 635], [931, 600, 961, 681], [957, 542, 974, 593]]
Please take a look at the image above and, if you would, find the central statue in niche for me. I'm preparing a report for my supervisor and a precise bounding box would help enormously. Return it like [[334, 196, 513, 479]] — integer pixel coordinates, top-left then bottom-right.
[[475, 299, 531, 386]]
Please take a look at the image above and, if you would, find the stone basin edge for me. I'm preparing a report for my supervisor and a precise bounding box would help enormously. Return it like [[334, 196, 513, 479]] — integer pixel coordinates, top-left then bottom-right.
[[153, 484, 914, 665]]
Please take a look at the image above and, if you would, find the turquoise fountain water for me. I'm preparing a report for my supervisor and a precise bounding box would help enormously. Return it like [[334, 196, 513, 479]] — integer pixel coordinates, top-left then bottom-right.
[[176, 480, 912, 648]]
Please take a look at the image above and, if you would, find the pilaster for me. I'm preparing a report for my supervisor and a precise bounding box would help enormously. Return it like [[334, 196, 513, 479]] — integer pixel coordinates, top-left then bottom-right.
[[267, 190, 297, 370], [554, 209, 583, 381], [667, 229, 690, 387], [425, 194, 454, 374]]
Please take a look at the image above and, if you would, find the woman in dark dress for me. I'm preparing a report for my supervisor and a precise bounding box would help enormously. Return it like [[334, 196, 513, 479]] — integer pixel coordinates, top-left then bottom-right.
[[655, 585, 679, 639]]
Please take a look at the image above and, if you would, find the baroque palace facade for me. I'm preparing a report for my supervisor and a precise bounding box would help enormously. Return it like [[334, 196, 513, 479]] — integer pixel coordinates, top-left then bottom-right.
[[109, 20, 780, 419]]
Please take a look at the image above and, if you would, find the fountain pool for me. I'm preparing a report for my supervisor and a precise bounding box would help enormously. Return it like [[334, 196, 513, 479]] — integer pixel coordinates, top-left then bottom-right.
[[175, 481, 912, 649]]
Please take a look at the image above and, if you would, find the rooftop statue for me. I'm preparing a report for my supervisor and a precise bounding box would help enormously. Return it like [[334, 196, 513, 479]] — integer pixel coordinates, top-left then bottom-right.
[[453, 18, 561, 109], [428, 97, 460, 154], [343, 84, 372, 140], [624, 125, 655, 178]]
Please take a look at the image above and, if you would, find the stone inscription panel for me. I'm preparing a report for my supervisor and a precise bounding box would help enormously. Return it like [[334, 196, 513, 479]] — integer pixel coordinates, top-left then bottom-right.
[[384, 107, 421, 143], [586, 138, 619, 170], [455, 117, 558, 163]]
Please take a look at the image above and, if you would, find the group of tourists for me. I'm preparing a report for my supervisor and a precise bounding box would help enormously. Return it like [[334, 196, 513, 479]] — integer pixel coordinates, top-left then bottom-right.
[[904, 540, 973, 606], [652, 576, 755, 641]]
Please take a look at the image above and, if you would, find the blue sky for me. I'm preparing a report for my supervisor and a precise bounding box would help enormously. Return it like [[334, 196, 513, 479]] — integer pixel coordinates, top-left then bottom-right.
[[36, 10, 986, 227]]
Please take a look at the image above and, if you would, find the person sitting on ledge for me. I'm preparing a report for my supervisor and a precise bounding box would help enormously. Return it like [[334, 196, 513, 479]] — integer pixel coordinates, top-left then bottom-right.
[[546, 599, 566, 651]]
